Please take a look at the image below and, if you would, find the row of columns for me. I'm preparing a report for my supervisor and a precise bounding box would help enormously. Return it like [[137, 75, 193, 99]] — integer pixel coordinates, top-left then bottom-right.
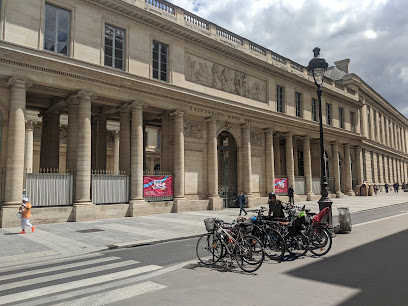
[[362, 101, 408, 154]]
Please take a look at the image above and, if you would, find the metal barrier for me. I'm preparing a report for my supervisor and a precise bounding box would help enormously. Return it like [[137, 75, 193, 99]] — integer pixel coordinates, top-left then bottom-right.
[[91, 171, 129, 204], [294, 177, 306, 195], [25, 171, 74, 207]]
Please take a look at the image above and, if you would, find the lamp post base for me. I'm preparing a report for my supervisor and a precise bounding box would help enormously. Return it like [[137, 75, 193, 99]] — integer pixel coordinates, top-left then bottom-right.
[[318, 196, 336, 237]]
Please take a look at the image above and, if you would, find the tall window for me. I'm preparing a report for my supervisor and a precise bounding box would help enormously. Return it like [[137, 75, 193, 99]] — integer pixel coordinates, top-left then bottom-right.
[[373, 110, 377, 137], [295, 92, 302, 118], [370, 152, 375, 183], [367, 109, 371, 138], [105, 25, 124, 69], [326, 103, 332, 125], [362, 149, 367, 181], [44, 3, 70, 55], [379, 115, 382, 139], [153, 41, 168, 82], [312, 98, 317, 122], [384, 118, 388, 140], [350, 111, 355, 132], [276, 85, 284, 113], [339, 107, 344, 129], [297, 150, 304, 176]]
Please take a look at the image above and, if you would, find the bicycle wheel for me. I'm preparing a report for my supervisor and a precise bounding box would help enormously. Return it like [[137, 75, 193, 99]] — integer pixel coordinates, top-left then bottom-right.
[[308, 226, 332, 256], [264, 228, 286, 260], [235, 235, 264, 273], [285, 234, 308, 257], [196, 233, 223, 265]]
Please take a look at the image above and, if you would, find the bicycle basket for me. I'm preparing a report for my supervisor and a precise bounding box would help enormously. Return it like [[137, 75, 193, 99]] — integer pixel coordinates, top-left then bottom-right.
[[204, 218, 216, 232]]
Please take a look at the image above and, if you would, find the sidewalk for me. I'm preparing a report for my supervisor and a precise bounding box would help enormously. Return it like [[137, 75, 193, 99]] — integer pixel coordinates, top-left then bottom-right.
[[1, 192, 407, 266]]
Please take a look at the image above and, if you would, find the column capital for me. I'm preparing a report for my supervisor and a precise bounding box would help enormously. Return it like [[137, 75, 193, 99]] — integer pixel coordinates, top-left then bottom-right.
[[25, 120, 34, 131], [75, 90, 97, 100], [300, 135, 310, 141], [7, 77, 32, 90], [113, 130, 120, 139], [120, 103, 132, 113], [205, 115, 218, 123], [263, 127, 274, 134], [67, 95, 80, 106], [240, 123, 251, 129], [131, 101, 147, 111], [170, 110, 184, 117], [283, 131, 293, 138], [331, 140, 339, 145]]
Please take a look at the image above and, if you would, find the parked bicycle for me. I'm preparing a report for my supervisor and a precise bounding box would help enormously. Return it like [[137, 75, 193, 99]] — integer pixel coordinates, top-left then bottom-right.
[[196, 218, 265, 272]]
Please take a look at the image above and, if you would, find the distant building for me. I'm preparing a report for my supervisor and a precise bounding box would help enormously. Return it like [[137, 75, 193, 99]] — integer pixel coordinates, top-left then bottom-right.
[[0, 0, 407, 227]]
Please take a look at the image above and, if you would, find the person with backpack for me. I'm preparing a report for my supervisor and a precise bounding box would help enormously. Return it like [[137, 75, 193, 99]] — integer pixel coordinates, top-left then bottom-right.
[[234, 190, 248, 216], [19, 197, 35, 234], [268, 192, 285, 219]]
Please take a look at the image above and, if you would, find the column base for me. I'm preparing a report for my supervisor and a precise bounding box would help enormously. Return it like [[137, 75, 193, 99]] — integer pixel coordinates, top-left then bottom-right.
[[335, 192, 344, 198], [73, 203, 96, 222], [346, 190, 355, 196], [306, 192, 314, 201], [0, 205, 21, 228], [208, 196, 223, 210]]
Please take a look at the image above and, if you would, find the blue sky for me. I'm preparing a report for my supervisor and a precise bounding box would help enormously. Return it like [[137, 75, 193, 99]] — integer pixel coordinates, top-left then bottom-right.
[[169, 0, 408, 119]]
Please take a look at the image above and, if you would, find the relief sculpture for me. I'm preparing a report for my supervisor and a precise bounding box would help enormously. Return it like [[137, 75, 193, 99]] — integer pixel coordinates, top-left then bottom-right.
[[185, 54, 266, 103]]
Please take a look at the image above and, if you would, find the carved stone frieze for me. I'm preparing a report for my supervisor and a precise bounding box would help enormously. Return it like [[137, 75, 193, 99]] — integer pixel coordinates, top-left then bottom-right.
[[184, 119, 202, 138], [185, 54, 266, 103], [250, 130, 262, 146]]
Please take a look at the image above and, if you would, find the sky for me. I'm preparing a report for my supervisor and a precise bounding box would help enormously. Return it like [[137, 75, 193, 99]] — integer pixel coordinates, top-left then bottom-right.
[[168, 0, 408, 119]]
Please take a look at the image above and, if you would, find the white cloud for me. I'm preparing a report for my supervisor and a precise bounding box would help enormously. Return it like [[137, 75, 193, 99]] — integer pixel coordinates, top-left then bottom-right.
[[168, 0, 408, 118]]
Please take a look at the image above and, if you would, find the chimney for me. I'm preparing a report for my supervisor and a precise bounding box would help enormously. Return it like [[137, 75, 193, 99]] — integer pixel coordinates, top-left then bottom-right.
[[334, 59, 350, 74]]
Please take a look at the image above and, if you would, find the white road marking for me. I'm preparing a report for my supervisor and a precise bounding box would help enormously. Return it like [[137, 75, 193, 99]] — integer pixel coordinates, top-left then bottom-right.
[[353, 212, 408, 227]]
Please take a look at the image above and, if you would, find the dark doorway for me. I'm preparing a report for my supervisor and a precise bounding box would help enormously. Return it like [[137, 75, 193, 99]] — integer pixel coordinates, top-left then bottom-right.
[[217, 131, 238, 208]]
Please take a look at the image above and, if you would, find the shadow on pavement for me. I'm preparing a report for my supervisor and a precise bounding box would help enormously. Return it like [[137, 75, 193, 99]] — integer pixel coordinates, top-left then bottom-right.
[[286, 229, 408, 305]]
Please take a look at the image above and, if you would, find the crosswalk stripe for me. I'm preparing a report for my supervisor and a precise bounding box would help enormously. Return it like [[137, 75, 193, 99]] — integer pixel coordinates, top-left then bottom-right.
[[0, 264, 163, 305], [0, 256, 131, 282], [0, 252, 106, 274], [53, 281, 167, 306], [0, 260, 140, 291]]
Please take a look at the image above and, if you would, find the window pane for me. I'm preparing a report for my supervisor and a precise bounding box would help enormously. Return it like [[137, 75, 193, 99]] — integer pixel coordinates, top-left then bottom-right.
[[115, 59, 123, 69], [44, 4, 57, 49], [153, 69, 159, 79], [115, 48, 123, 60], [160, 44, 167, 55], [153, 41, 159, 52], [160, 71, 167, 81], [105, 55, 112, 67], [153, 59, 159, 71], [161, 63, 167, 73], [153, 51, 159, 61], [44, 38, 55, 51], [105, 46, 112, 58]]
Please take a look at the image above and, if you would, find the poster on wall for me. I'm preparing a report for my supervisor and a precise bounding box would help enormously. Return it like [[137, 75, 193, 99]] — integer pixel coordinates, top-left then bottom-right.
[[274, 178, 288, 193], [143, 176, 174, 197]]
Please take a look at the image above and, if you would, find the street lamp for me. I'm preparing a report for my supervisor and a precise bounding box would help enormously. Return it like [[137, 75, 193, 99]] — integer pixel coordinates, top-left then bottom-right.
[[307, 47, 333, 228]]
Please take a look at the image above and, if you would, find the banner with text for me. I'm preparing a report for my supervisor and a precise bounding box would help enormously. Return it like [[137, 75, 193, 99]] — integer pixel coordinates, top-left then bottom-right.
[[274, 178, 288, 193], [143, 176, 174, 197]]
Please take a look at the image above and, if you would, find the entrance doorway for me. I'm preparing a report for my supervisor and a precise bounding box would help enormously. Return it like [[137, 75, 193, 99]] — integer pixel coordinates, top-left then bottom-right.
[[217, 131, 238, 208]]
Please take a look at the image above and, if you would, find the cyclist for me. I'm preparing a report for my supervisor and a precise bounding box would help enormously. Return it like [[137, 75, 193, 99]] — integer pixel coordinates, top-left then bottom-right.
[[268, 192, 285, 219]]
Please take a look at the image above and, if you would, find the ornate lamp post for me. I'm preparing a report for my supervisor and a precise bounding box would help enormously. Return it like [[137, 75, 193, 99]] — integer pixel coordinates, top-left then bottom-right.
[[307, 47, 333, 228]]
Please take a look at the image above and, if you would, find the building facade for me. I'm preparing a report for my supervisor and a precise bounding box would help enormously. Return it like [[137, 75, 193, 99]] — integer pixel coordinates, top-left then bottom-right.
[[0, 0, 407, 227]]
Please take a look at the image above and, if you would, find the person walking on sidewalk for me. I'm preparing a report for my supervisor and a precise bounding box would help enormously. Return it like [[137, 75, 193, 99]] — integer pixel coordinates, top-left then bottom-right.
[[19, 197, 35, 234], [234, 190, 248, 216], [288, 186, 295, 204], [373, 184, 378, 196], [384, 183, 389, 193]]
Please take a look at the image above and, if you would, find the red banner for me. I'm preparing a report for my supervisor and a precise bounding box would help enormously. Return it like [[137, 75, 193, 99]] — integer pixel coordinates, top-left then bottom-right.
[[143, 176, 173, 197], [274, 178, 288, 193]]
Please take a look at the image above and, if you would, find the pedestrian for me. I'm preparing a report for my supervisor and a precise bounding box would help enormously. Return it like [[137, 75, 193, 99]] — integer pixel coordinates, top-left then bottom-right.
[[268, 192, 285, 219], [234, 190, 247, 216], [396, 182, 399, 193], [393, 182, 397, 193], [288, 186, 295, 204], [19, 197, 35, 234], [384, 183, 389, 193], [373, 184, 378, 196], [403, 182, 406, 191]]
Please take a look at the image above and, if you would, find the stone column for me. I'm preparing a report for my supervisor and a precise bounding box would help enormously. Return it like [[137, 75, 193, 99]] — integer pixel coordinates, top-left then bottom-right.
[[172, 111, 185, 198], [96, 116, 107, 170], [265, 128, 275, 193], [369, 106, 375, 140], [113, 131, 119, 174], [273, 133, 281, 176], [66, 97, 79, 173], [285, 132, 295, 191], [393, 123, 397, 150], [372, 153, 378, 183], [384, 155, 389, 184], [380, 115, 385, 144], [39, 113, 49, 170], [303, 136, 313, 200], [160, 113, 170, 172], [360, 100, 368, 138], [375, 110, 380, 143], [75, 91, 95, 205], [24, 120, 34, 173], [130, 102, 144, 200], [384, 117, 389, 146], [332, 141, 341, 197], [4, 77, 31, 206], [119, 105, 131, 175], [0, 119, 8, 170], [356, 146, 364, 185], [344, 143, 354, 195], [378, 154, 384, 186], [207, 117, 221, 209], [242, 124, 252, 196]]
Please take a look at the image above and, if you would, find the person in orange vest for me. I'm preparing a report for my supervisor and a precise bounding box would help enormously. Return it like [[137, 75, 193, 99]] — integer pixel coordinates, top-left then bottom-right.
[[19, 197, 35, 234]]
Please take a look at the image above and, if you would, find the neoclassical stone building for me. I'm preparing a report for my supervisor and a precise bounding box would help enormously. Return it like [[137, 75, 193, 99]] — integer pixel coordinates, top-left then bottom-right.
[[0, 0, 407, 227]]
